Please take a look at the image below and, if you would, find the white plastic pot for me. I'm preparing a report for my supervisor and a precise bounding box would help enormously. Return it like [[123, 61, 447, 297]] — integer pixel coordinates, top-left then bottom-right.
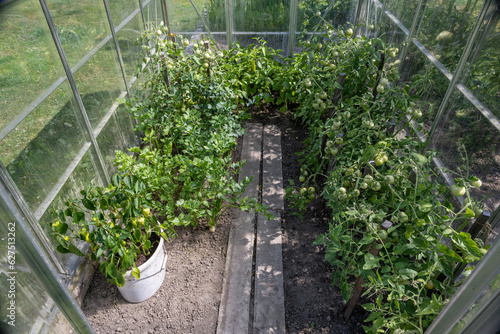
[[117, 237, 168, 303]]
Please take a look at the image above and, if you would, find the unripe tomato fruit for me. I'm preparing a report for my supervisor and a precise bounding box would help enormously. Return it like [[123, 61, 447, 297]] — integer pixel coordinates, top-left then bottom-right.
[[451, 184, 466, 197]]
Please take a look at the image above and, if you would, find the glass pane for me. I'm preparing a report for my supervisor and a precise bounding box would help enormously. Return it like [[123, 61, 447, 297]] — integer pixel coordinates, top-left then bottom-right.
[[167, 0, 201, 32], [404, 43, 450, 135], [297, 0, 357, 31], [234, 0, 290, 32], [114, 104, 139, 152], [108, 0, 140, 26], [449, 272, 500, 333], [461, 1, 500, 118], [0, 235, 74, 333], [73, 41, 125, 128], [143, 0, 162, 25], [117, 12, 143, 82], [0, 84, 88, 212], [38, 151, 102, 272], [97, 113, 134, 174], [0, 0, 65, 134], [433, 90, 500, 213], [46, 0, 110, 68], [377, 3, 409, 46], [204, 0, 226, 32], [384, 0, 417, 29], [415, 0, 483, 73]]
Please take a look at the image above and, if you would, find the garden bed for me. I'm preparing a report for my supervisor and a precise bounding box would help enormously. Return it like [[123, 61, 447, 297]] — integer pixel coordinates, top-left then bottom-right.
[[80, 108, 368, 334]]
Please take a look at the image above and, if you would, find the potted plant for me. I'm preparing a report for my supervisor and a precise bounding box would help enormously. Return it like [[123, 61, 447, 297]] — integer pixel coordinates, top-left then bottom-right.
[[50, 173, 175, 303]]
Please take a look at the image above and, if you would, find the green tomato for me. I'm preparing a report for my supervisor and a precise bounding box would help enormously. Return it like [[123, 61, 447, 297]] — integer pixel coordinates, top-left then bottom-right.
[[335, 137, 343, 144], [360, 182, 369, 190], [371, 181, 382, 191], [451, 184, 466, 197], [378, 230, 388, 240], [364, 175, 374, 184], [305, 79, 312, 88], [384, 175, 395, 184], [470, 179, 482, 188], [412, 109, 423, 119], [375, 157, 385, 166], [473, 206, 483, 217], [338, 187, 347, 195], [376, 85, 384, 93], [399, 212, 408, 223], [326, 141, 334, 148], [299, 175, 306, 182]]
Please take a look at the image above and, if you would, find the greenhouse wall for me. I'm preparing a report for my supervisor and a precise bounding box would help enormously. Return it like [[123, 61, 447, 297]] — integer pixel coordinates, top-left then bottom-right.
[[0, 0, 499, 333]]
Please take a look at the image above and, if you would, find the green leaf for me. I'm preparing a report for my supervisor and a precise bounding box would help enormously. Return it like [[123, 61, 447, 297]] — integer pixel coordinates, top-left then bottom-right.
[[363, 253, 380, 270], [56, 245, 70, 254], [106, 262, 118, 279], [82, 198, 96, 211], [123, 175, 132, 188], [68, 243, 85, 257], [132, 267, 140, 279], [464, 207, 476, 219], [116, 273, 125, 287]]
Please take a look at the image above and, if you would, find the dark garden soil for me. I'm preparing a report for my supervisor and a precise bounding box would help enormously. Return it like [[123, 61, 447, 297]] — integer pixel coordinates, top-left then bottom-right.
[[80, 106, 368, 334]]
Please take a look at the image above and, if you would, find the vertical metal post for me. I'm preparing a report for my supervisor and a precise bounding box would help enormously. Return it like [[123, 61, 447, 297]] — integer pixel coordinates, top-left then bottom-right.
[[424, 234, 500, 334], [139, 0, 146, 29], [288, 0, 298, 57], [428, 0, 493, 148], [354, 0, 365, 27], [161, 0, 172, 37], [39, 0, 110, 185], [225, 0, 233, 46], [102, 0, 131, 96], [138, 0, 146, 29], [0, 180, 96, 334]]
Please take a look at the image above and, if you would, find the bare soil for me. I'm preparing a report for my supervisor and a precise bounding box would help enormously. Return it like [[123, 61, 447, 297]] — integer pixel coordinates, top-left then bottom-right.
[[80, 106, 368, 334]]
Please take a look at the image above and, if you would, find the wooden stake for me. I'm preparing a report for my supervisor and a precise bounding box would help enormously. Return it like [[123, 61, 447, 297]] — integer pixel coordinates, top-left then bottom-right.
[[344, 220, 393, 318]]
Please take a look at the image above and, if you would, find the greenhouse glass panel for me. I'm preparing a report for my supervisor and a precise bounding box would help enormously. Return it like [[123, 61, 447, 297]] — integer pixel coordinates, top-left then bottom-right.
[[0, 240, 73, 334], [383, 0, 418, 29], [73, 41, 125, 129], [414, 0, 483, 73], [361, 0, 383, 36], [0, 85, 88, 213], [295, 0, 358, 46], [116, 13, 144, 82], [449, 272, 500, 333], [433, 90, 500, 214], [0, 0, 65, 138], [108, 0, 140, 25], [114, 104, 139, 149], [46, 0, 109, 68], [166, 0, 201, 32], [376, 2, 409, 46], [96, 113, 134, 174], [37, 150, 102, 271], [403, 44, 450, 136], [234, 0, 290, 32], [460, 1, 499, 119], [143, 0, 163, 25]]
